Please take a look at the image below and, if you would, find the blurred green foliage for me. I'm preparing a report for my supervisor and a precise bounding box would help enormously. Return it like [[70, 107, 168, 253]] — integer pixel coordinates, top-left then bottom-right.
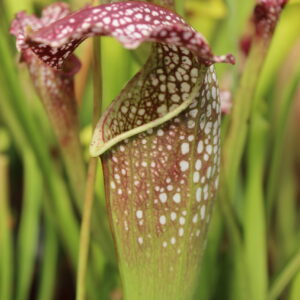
[[0, 0, 300, 299]]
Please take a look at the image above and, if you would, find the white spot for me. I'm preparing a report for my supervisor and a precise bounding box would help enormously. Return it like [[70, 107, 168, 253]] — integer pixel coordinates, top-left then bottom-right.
[[138, 237, 143, 244], [157, 129, 164, 136], [195, 159, 202, 171], [162, 241, 168, 248], [215, 177, 219, 189], [188, 135, 194, 142], [110, 181, 116, 189], [181, 143, 190, 155], [206, 166, 212, 178], [206, 145, 213, 154], [170, 237, 176, 244], [197, 141, 203, 153], [136, 210, 143, 219], [173, 193, 181, 203], [200, 206, 206, 219], [157, 104, 167, 114], [103, 17, 111, 24], [204, 191, 209, 201], [160, 84, 166, 92], [193, 172, 200, 183], [188, 120, 195, 128], [213, 136, 218, 145], [178, 228, 184, 236], [159, 193, 167, 203], [179, 161, 189, 172], [167, 82, 176, 93], [189, 109, 198, 118], [138, 108, 145, 115], [191, 68, 198, 77], [192, 214, 198, 223], [121, 106, 128, 114], [167, 185, 173, 191], [181, 82, 191, 92], [205, 122, 212, 134], [171, 212, 177, 221], [112, 19, 119, 26], [158, 93, 165, 101], [171, 94, 180, 102], [152, 78, 159, 86], [179, 216, 185, 225], [81, 23, 90, 29], [159, 215, 166, 225], [183, 31, 192, 40], [212, 86, 217, 99]]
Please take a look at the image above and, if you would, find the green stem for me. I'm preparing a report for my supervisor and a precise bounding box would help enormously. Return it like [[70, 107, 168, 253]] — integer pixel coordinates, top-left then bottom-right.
[[275, 137, 297, 262], [218, 37, 277, 300], [289, 272, 300, 300], [0, 153, 13, 300], [266, 66, 300, 216], [222, 37, 271, 197], [217, 189, 242, 250], [217, 189, 248, 300], [37, 207, 59, 300], [268, 248, 300, 300], [76, 34, 102, 300], [217, 36, 274, 300], [16, 150, 43, 300], [244, 112, 268, 300]]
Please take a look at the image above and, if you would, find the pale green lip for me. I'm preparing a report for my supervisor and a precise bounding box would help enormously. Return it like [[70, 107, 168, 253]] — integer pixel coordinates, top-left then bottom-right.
[[90, 74, 204, 157]]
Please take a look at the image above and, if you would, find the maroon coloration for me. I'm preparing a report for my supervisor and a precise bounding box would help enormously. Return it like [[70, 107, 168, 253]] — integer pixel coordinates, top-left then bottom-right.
[[10, 3, 81, 144], [10, 2, 81, 147], [18, 2, 234, 70], [239, 35, 252, 56], [253, 0, 287, 37], [11, 3, 69, 51], [10, 3, 86, 204], [10, 2, 80, 74]]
